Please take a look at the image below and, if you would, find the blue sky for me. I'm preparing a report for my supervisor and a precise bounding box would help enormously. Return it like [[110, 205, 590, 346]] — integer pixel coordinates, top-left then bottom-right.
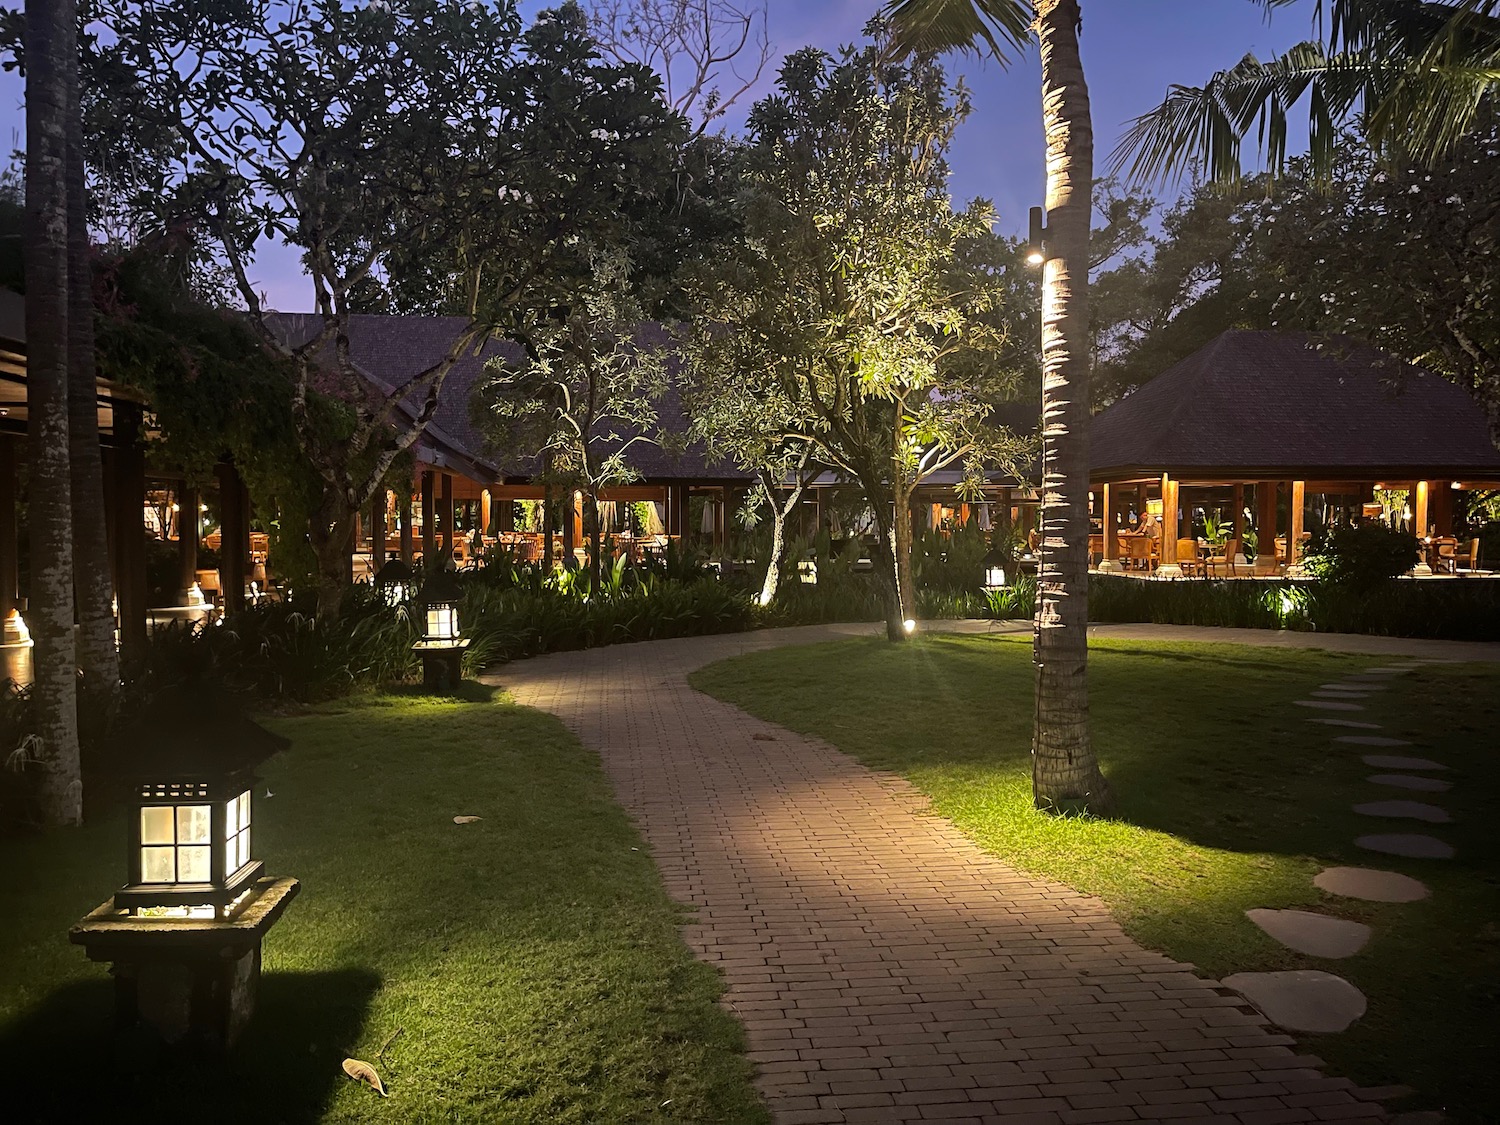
[[0, 1, 1313, 309]]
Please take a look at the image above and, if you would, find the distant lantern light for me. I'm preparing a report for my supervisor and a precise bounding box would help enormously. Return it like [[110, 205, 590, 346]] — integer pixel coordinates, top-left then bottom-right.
[[374, 557, 414, 607], [903, 619, 916, 633], [981, 548, 1007, 591], [797, 558, 818, 584]]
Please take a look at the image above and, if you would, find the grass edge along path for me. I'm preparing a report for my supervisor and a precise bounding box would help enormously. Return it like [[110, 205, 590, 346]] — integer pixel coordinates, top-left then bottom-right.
[[0, 688, 769, 1125], [690, 633, 1500, 1124]]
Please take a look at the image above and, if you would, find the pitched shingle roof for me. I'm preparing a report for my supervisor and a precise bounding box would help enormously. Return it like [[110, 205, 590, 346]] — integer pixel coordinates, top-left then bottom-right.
[[265, 312, 749, 485], [1090, 330, 1500, 480]]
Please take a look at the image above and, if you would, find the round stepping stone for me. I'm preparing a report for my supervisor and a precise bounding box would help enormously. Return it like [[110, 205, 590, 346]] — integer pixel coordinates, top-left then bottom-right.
[[1312, 690, 1375, 699], [1353, 800, 1451, 824], [1309, 718, 1382, 729], [1296, 700, 1364, 711], [1356, 833, 1454, 859], [1315, 866, 1429, 902], [1358, 667, 1412, 674], [1368, 773, 1451, 793], [1334, 735, 1411, 746], [1361, 754, 1448, 771], [1222, 970, 1367, 1033], [1246, 908, 1372, 958]]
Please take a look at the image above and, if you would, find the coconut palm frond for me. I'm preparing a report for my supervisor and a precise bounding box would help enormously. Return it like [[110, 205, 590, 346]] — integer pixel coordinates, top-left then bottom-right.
[[880, 0, 1032, 64]]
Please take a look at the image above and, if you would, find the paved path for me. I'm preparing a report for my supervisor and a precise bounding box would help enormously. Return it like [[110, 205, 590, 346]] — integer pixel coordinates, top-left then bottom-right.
[[482, 623, 1470, 1124]]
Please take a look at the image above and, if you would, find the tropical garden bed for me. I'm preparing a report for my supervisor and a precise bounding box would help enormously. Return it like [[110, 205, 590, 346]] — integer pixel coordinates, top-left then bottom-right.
[[691, 633, 1500, 1123]]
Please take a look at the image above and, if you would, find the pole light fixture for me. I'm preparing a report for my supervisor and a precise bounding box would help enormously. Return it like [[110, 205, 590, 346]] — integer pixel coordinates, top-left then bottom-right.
[[1027, 206, 1049, 266]]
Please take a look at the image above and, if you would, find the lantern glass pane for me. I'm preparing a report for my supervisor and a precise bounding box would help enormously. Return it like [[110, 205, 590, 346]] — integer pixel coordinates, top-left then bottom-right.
[[427, 605, 457, 640], [178, 845, 211, 883], [141, 846, 175, 883], [234, 827, 251, 870], [238, 790, 251, 827], [141, 806, 174, 845], [225, 797, 239, 837], [177, 804, 211, 844]]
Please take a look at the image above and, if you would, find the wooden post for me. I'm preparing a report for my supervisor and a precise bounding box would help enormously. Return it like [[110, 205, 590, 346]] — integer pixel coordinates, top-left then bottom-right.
[[1098, 481, 1120, 572], [481, 489, 493, 537], [399, 486, 414, 564], [216, 460, 247, 619], [562, 491, 577, 558], [1256, 482, 1278, 570], [497, 492, 514, 532], [0, 436, 20, 641], [116, 403, 148, 660], [440, 473, 454, 561], [1289, 480, 1306, 566], [1158, 473, 1182, 577], [177, 485, 201, 605], [1430, 481, 1453, 537], [1412, 480, 1432, 575], [370, 488, 388, 571], [675, 485, 691, 544], [420, 471, 435, 564], [1232, 483, 1245, 554]]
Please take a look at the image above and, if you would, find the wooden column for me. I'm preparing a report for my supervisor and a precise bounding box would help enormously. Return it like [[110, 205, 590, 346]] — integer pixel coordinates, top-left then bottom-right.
[[674, 485, 691, 542], [481, 489, 493, 537], [497, 492, 514, 532], [440, 473, 454, 561], [1430, 481, 1454, 537], [1256, 481, 1278, 569], [1289, 480, 1306, 565], [177, 485, 200, 605], [399, 487, 414, 564], [216, 460, 247, 619], [115, 403, 148, 660], [0, 437, 21, 640], [1158, 473, 1182, 576], [1413, 479, 1431, 538], [562, 491, 577, 557], [370, 488, 388, 571], [1232, 483, 1245, 551], [420, 471, 435, 564], [1098, 481, 1120, 571]]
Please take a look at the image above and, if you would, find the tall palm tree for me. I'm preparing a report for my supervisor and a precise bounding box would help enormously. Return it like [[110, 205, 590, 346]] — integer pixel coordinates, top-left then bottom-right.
[[884, 0, 1111, 814], [24, 0, 84, 827], [1112, 0, 1500, 185], [66, 6, 121, 705]]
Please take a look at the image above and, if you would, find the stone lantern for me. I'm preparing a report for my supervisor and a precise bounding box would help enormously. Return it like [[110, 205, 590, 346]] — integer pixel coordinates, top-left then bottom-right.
[[414, 569, 468, 691]]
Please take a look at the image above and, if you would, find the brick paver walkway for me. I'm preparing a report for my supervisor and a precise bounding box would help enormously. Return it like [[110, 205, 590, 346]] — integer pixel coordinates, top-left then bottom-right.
[[484, 623, 1399, 1124]]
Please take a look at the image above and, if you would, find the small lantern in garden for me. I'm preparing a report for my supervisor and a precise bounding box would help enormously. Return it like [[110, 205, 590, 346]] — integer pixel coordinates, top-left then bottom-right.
[[115, 766, 262, 922], [374, 557, 414, 607], [414, 569, 469, 691], [69, 689, 299, 1049], [982, 550, 1006, 591]]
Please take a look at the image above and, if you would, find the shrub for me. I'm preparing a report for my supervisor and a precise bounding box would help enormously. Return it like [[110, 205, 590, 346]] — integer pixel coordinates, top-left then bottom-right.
[[1302, 523, 1421, 588]]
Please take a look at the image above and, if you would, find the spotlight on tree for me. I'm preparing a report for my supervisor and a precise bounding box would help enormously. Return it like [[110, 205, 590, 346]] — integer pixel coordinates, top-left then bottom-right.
[[1027, 206, 1048, 266]]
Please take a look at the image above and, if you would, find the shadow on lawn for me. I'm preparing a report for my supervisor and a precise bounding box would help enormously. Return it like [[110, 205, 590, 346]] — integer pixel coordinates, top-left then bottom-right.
[[3, 967, 380, 1125]]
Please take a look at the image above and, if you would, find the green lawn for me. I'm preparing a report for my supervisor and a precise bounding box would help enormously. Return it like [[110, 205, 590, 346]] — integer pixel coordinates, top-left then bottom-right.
[[0, 688, 767, 1125], [691, 633, 1500, 1123]]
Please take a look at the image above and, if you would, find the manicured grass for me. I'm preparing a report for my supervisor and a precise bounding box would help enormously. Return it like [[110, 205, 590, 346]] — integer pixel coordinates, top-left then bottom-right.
[[691, 634, 1500, 1123], [0, 687, 767, 1125]]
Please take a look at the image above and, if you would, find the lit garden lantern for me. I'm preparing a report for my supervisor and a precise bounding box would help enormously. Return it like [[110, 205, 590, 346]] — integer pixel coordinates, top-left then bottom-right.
[[414, 568, 469, 690], [115, 765, 262, 922], [374, 556, 414, 607], [982, 549, 1007, 591], [70, 690, 300, 1049]]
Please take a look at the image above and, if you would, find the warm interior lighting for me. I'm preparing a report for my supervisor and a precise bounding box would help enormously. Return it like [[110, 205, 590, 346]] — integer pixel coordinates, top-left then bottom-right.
[[1451, 481, 1463, 489], [1146, 499, 1164, 518]]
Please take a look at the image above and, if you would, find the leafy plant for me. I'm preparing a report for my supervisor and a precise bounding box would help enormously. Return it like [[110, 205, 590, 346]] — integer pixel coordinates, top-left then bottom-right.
[[1303, 523, 1421, 589]]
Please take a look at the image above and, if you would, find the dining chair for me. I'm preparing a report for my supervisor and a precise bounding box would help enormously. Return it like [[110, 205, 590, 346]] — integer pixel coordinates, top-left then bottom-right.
[[1207, 538, 1239, 577], [1174, 538, 1201, 576]]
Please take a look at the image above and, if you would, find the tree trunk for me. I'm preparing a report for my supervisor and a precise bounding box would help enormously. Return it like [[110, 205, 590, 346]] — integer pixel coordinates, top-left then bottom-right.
[[65, 54, 120, 705], [892, 478, 917, 628], [541, 482, 555, 569], [757, 473, 790, 607], [585, 489, 602, 592], [865, 488, 907, 642], [24, 0, 83, 826], [1032, 0, 1110, 814], [311, 503, 355, 622]]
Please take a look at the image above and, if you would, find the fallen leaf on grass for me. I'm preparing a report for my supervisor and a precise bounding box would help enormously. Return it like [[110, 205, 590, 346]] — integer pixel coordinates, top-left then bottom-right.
[[342, 1057, 387, 1096], [752, 733, 776, 741], [453, 815, 483, 824]]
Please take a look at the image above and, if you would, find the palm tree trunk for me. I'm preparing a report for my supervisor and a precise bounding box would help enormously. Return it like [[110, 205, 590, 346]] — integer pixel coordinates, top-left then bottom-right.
[[66, 50, 120, 705], [1032, 0, 1110, 813], [24, 0, 83, 826]]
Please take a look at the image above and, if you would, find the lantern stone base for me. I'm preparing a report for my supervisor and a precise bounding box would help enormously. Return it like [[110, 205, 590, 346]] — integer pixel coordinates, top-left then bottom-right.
[[69, 875, 299, 1051], [414, 639, 469, 692]]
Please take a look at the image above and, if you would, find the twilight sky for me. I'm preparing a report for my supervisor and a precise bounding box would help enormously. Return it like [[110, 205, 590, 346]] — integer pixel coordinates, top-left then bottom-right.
[[1, 1, 1314, 310]]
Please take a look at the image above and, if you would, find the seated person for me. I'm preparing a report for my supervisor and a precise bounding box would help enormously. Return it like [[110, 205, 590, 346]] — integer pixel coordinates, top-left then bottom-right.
[[1134, 511, 1161, 540]]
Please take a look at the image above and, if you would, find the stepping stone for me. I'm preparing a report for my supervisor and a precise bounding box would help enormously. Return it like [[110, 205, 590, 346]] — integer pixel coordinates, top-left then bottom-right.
[[1358, 667, 1412, 674], [1312, 689, 1375, 698], [1309, 718, 1383, 729], [1356, 833, 1454, 859], [1315, 866, 1429, 903], [1296, 700, 1364, 711], [1246, 908, 1372, 958], [1335, 735, 1412, 746], [1368, 773, 1452, 793], [1353, 800, 1452, 824], [1362, 755, 1448, 771], [1222, 970, 1367, 1033]]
